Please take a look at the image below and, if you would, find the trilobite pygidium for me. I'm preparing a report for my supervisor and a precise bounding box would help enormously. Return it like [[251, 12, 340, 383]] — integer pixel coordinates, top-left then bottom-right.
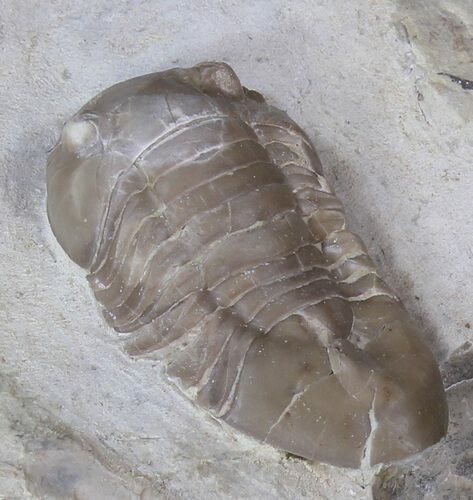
[[47, 62, 448, 468]]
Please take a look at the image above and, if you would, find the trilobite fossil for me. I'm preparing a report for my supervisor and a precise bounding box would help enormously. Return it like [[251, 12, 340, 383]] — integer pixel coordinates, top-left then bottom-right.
[[47, 62, 448, 468]]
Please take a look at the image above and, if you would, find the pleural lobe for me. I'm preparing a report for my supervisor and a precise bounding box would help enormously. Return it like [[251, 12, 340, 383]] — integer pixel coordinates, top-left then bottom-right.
[[47, 62, 448, 468]]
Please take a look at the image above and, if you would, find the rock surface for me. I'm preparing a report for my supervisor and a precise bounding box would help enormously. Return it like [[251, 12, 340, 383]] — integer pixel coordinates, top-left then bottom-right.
[[0, 0, 472, 498]]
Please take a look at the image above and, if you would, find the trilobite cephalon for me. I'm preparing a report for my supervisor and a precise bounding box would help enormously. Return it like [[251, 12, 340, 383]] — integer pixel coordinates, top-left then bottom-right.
[[47, 62, 447, 468]]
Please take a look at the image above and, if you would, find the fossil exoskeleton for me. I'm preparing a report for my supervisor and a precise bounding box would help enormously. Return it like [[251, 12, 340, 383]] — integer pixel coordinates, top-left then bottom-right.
[[47, 62, 448, 468]]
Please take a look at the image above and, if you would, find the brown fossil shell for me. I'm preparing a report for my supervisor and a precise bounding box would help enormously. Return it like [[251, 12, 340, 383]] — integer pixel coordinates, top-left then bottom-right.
[[46, 62, 448, 468]]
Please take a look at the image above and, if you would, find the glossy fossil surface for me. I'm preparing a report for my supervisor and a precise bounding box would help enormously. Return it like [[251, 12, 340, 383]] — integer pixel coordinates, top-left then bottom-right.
[[46, 62, 448, 468]]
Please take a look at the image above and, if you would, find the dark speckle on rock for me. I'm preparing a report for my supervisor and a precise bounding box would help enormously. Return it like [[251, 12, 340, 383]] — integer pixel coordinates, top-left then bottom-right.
[[439, 72, 473, 90]]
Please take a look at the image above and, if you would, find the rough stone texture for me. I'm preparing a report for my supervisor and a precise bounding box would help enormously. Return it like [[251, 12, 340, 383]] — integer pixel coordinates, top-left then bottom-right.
[[0, 0, 472, 498]]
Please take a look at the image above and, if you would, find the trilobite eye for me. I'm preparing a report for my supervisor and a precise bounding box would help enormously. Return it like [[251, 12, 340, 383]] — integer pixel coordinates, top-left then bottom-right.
[[61, 116, 100, 156]]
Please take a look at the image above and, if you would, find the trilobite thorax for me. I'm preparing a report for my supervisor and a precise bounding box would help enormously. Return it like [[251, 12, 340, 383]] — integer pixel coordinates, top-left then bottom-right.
[[47, 62, 448, 468]]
